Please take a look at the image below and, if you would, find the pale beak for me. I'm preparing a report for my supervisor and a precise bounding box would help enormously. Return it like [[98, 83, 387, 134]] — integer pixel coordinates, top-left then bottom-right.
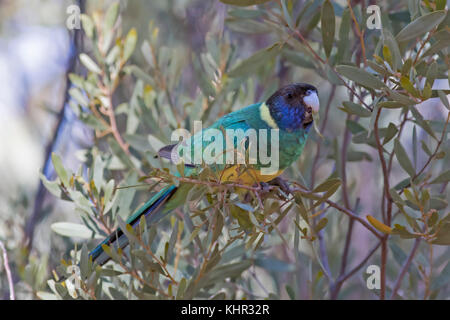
[[304, 92, 320, 114]]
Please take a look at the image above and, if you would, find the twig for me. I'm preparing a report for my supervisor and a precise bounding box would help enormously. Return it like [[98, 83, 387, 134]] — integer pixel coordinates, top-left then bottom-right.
[[289, 28, 373, 112], [337, 241, 381, 284], [105, 92, 130, 156], [413, 112, 450, 182], [347, 0, 367, 66], [0, 241, 15, 300], [399, 111, 450, 193], [389, 238, 421, 299], [374, 107, 393, 224], [342, 201, 360, 264], [292, 184, 382, 239], [424, 240, 433, 300], [373, 107, 392, 300], [412, 31, 434, 66]]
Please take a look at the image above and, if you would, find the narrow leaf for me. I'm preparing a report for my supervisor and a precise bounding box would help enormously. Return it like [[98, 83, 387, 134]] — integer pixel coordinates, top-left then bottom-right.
[[336, 65, 386, 90], [394, 139, 415, 177], [321, 0, 335, 58], [396, 11, 446, 42]]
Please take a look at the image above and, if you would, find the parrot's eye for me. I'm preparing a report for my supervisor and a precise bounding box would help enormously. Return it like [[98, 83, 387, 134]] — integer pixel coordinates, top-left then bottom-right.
[[286, 93, 293, 99], [305, 90, 313, 96]]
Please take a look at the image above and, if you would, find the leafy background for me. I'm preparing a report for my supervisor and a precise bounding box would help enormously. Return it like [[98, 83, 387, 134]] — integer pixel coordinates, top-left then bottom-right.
[[0, 0, 449, 300]]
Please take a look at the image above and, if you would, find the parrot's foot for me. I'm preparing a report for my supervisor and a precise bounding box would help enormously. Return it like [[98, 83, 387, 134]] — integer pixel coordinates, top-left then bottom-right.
[[259, 182, 272, 193], [269, 177, 292, 199]]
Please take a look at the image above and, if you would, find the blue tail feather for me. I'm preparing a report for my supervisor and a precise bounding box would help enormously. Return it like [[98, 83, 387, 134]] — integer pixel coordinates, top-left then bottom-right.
[[89, 185, 177, 265]]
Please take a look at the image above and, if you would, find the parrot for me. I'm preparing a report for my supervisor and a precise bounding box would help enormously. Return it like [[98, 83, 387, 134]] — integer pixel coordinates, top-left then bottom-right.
[[89, 83, 320, 265]]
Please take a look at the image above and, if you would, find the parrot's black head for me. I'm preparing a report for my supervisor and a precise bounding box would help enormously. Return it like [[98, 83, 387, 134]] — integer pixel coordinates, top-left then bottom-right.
[[266, 83, 319, 132]]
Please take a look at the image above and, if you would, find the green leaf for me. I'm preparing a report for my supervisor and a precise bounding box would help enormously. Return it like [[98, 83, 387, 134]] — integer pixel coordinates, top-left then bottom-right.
[[104, 2, 120, 30], [164, 183, 191, 212], [383, 29, 402, 71], [382, 45, 393, 68], [432, 223, 450, 246], [176, 278, 187, 300], [282, 49, 315, 69], [401, 58, 412, 76], [378, 101, 405, 109], [394, 139, 415, 177], [40, 173, 62, 198], [347, 151, 372, 162], [255, 257, 295, 272], [321, 0, 335, 58], [389, 242, 408, 267], [422, 39, 450, 58], [52, 153, 69, 186], [228, 43, 280, 77], [123, 28, 137, 62], [127, 65, 154, 84], [286, 285, 295, 300], [336, 65, 386, 90], [400, 76, 420, 97], [430, 198, 448, 210], [367, 215, 392, 234], [97, 268, 123, 277], [389, 188, 405, 205], [314, 217, 328, 233], [340, 101, 371, 117], [80, 14, 95, 39], [392, 224, 419, 239], [80, 53, 102, 74], [192, 55, 216, 97], [410, 106, 437, 140], [228, 9, 264, 19], [51, 222, 101, 239], [425, 61, 438, 88], [396, 10, 447, 42], [386, 89, 417, 106], [226, 18, 273, 34], [346, 119, 366, 134], [69, 88, 89, 107], [383, 123, 398, 145], [313, 178, 341, 193], [430, 261, 450, 292], [336, 8, 350, 63], [220, 0, 273, 7], [430, 170, 450, 185], [281, 0, 293, 29], [230, 204, 253, 230]]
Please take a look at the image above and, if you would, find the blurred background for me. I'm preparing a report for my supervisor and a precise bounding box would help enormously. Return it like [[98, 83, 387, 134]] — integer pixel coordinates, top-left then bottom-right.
[[0, 0, 448, 300]]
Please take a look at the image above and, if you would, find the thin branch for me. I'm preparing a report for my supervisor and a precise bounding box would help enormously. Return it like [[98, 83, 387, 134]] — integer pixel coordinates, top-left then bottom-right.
[[0, 241, 15, 300], [338, 241, 381, 284], [106, 93, 130, 155], [413, 112, 450, 181], [347, 0, 367, 66], [374, 107, 393, 223], [400, 111, 450, 193], [389, 238, 421, 299], [373, 107, 392, 300], [337, 199, 360, 280], [289, 28, 372, 112], [291, 184, 382, 239]]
